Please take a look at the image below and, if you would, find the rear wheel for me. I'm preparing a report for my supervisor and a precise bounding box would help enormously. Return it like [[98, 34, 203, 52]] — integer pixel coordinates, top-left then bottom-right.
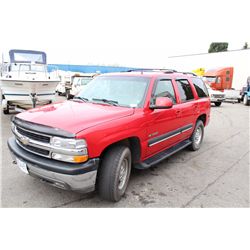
[[214, 102, 222, 107], [188, 120, 204, 151], [97, 145, 132, 202]]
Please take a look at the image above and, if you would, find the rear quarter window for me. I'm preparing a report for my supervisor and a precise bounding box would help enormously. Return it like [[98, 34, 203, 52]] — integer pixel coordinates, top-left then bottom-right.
[[192, 77, 209, 98]]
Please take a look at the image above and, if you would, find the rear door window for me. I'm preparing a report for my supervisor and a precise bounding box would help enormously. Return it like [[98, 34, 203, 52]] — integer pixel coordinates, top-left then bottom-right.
[[192, 77, 209, 98], [176, 79, 194, 102]]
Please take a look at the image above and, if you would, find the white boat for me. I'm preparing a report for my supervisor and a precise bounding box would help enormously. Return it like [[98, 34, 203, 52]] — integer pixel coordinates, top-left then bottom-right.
[[0, 49, 60, 114]]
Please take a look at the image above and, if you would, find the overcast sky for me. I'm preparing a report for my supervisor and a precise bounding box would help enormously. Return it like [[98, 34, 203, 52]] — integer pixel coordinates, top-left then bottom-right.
[[1, 0, 249, 67]]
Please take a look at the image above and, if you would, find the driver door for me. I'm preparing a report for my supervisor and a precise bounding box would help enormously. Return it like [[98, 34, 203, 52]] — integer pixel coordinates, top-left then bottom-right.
[[146, 78, 183, 157]]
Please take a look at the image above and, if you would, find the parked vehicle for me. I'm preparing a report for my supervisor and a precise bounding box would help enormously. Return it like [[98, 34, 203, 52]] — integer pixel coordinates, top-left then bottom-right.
[[56, 73, 72, 96], [8, 70, 210, 202], [65, 73, 98, 100], [0, 49, 60, 114], [205, 84, 225, 106], [203, 67, 241, 103], [239, 76, 250, 106], [68, 73, 98, 99]]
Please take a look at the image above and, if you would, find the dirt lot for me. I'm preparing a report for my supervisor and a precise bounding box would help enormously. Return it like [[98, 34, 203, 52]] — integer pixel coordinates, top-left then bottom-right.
[[0, 98, 249, 207]]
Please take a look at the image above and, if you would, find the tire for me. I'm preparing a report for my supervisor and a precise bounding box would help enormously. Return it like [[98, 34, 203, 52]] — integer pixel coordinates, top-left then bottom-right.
[[66, 91, 72, 100], [214, 102, 222, 107], [188, 120, 204, 151], [243, 95, 250, 106], [97, 145, 132, 202], [3, 102, 9, 114], [237, 98, 241, 103]]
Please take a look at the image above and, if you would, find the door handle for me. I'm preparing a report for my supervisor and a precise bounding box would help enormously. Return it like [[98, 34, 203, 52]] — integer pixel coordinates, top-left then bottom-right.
[[176, 110, 181, 117]]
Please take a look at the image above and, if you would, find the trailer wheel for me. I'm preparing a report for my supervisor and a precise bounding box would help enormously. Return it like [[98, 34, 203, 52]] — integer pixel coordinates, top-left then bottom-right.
[[3, 102, 9, 114], [214, 102, 222, 107]]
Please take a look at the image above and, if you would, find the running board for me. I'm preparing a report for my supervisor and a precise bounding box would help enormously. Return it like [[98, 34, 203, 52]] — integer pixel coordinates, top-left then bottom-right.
[[135, 139, 192, 169]]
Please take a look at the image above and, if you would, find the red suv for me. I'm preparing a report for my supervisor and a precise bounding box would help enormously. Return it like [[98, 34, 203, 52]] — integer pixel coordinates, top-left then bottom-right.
[[8, 70, 210, 201]]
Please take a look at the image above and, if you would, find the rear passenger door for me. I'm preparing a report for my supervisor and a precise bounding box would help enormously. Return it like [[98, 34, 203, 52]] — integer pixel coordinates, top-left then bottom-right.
[[174, 78, 198, 139]]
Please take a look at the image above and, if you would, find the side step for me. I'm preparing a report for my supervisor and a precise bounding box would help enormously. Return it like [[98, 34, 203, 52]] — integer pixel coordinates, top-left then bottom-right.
[[134, 139, 192, 169]]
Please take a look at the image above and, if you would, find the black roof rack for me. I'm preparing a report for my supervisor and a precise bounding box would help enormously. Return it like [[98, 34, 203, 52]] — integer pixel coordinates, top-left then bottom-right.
[[181, 72, 197, 76], [126, 68, 177, 73], [125, 69, 197, 76]]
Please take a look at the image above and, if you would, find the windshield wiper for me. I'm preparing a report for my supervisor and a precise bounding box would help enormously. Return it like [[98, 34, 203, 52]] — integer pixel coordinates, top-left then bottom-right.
[[92, 98, 119, 106], [72, 96, 89, 102]]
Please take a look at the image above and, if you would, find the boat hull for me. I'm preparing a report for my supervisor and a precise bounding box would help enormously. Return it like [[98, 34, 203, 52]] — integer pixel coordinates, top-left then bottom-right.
[[0, 78, 59, 104]]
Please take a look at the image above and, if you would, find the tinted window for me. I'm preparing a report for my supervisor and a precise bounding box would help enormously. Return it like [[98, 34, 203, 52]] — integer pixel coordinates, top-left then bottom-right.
[[192, 77, 209, 98], [153, 79, 176, 104], [176, 79, 194, 102]]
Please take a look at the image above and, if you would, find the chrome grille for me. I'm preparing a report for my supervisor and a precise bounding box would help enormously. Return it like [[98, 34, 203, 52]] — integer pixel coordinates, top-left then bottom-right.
[[13, 124, 52, 158], [17, 139, 50, 156], [16, 126, 50, 143]]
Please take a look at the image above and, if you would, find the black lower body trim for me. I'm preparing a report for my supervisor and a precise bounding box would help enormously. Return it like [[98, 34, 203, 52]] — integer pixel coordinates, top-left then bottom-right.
[[148, 124, 193, 147]]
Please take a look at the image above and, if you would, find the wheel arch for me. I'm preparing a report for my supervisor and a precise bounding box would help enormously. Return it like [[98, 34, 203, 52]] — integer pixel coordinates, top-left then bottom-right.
[[99, 137, 141, 165], [197, 113, 207, 126]]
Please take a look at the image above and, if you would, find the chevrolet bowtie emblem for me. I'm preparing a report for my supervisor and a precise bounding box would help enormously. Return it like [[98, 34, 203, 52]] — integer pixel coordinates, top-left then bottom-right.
[[20, 136, 30, 145]]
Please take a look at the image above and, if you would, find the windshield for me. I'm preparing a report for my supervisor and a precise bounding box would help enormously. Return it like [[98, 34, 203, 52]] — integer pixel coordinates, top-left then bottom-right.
[[203, 76, 217, 83], [76, 76, 150, 108]]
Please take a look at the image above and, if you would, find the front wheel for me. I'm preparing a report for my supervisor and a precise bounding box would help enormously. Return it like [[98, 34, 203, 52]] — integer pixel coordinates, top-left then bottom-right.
[[214, 102, 222, 107], [188, 120, 204, 151], [97, 145, 132, 202]]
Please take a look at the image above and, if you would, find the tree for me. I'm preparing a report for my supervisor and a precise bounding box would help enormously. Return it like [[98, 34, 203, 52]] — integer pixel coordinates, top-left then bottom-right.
[[208, 42, 228, 53], [243, 42, 248, 49]]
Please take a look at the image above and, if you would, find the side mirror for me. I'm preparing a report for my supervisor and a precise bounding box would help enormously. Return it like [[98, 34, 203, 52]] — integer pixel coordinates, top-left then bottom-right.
[[150, 97, 173, 109]]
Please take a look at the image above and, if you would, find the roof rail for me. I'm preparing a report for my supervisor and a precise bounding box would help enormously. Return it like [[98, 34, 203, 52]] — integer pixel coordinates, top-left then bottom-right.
[[181, 72, 197, 76], [126, 68, 177, 73]]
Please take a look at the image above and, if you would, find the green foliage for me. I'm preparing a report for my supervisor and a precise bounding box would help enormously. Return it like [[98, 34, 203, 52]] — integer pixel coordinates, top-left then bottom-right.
[[208, 42, 228, 53]]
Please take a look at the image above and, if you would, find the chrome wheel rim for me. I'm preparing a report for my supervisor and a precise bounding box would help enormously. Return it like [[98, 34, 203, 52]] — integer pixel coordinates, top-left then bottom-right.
[[118, 158, 129, 190], [194, 127, 202, 145]]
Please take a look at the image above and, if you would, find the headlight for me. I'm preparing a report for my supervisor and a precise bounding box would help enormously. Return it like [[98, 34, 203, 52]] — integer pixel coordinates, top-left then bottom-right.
[[51, 137, 88, 163], [51, 137, 87, 150]]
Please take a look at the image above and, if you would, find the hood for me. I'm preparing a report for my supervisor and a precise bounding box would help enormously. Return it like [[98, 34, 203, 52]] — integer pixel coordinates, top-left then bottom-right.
[[16, 101, 134, 134]]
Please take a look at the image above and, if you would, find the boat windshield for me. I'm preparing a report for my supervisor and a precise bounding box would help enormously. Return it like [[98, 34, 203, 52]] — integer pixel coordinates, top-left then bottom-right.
[[9, 50, 46, 64]]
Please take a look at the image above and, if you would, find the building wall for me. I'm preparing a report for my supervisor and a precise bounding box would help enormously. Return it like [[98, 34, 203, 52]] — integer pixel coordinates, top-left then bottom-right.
[[166, 49, 250, 90]]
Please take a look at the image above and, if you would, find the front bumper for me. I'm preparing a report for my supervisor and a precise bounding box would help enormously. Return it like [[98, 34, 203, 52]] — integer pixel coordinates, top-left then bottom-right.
[[210, 97, 225, 103], [8, 137, 99, 193]]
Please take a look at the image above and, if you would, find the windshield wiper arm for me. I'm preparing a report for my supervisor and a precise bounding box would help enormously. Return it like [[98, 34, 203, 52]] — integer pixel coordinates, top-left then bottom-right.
[[72, 96, 89, 102], [92, 98, 119, 106]]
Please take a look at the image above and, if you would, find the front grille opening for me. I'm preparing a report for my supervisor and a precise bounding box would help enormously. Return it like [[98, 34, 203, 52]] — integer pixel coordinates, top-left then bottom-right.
[[17, 140, 50, 156], [16, 126, 50, 143]]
